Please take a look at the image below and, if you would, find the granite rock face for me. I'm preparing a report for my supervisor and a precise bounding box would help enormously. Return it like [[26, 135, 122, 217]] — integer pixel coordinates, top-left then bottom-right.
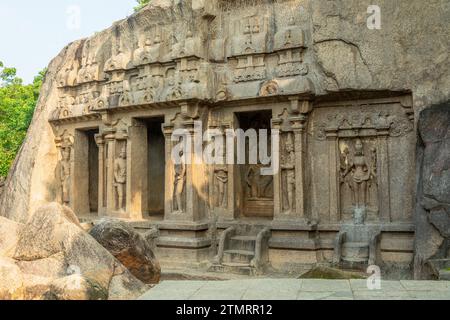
[[414, 102, 450, 279], [0, 203, 149, 300], [89, 219, 161, 284]]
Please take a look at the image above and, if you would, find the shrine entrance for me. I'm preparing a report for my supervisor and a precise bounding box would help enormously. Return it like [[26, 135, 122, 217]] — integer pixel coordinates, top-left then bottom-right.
[[143, 117, 166, 220], [73, 128, 99, 216], [131, 117, 166, 220], [235, 110, 274, 219]]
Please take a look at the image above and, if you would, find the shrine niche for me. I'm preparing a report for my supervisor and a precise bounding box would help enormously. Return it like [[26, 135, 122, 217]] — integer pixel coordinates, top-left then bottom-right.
[[236, 110, 274, 219], [310, 98, 415, 224], [339, 138, 379, 222]]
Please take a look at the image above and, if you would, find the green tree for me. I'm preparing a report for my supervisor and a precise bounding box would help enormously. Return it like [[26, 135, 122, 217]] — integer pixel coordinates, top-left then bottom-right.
[[134, 0, 151, 12], [0, 62, 46, 178]]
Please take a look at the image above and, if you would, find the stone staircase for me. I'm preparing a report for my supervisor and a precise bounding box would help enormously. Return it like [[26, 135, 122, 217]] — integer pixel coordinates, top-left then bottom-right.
[[334, 223, 382, 270], [210, 225, 271, 276]]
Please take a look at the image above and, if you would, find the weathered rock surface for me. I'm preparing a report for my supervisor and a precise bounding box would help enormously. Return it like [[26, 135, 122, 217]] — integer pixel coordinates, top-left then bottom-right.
[[89, 219, 161, 284], [0, 258, 23, 300], [414, 102, 450, 279], [0, 217, 22, 258], [0, 203, 149, 300]]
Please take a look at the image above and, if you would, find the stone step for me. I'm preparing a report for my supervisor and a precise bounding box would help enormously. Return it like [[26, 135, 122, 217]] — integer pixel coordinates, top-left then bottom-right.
[[222, 262, 252, 268], [210, 263, 255, 276], [231, 235, 257, 242], [223, 249, 255, 264], [230, 236, 257, 251]]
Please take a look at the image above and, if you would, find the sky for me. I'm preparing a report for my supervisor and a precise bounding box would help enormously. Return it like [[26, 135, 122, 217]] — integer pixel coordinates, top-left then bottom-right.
[[0, 1, 136, 84]]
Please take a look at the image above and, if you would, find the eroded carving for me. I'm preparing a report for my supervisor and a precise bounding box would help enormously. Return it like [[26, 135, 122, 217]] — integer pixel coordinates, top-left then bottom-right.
[[340, 139, 378, 223], [214, 165, 228, 208], [173, 150, 186, 213], [281, 133, 296, 213], [114, 145, 127, 212]]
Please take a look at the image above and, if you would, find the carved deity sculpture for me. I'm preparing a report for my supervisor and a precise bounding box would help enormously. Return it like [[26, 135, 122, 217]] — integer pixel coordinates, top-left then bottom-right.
[[281, 135, 296, 213], [341, 139, 375, 211], [114, 146, 127, 212], [214, 165, 228, 208], [60, 147, 72, 206], [246, 164, 273, 200], [173, 151, 186, 213]]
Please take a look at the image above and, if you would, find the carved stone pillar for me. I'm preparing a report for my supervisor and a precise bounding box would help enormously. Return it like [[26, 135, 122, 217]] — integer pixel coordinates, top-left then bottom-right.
[[291, 114, 308, 221], [326, 129, 340, 223], [377, 129, 391, 222], [163, 123, 175, 219], [272, 119, 283, 218], [127, 120, 148, 220], [104, 129, 116, 214], [95, 134, 106, 215], [163, 102, 208, 223], [273, 99, 311, 223], [209, 124, 234, 222]]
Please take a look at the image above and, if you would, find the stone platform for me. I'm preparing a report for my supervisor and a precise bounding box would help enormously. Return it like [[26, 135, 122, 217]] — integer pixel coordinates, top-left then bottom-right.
[[140, 279, 450, 300]]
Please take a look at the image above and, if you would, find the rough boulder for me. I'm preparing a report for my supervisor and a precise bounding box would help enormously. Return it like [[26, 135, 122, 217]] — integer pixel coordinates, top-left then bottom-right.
[[89, 219, 161, 284], [0, 203, 150, 300]]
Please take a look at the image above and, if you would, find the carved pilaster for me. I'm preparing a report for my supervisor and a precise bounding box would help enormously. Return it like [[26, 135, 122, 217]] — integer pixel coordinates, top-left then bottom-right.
[[95, 134, 106, 215], [164, 102, 208, 222], [290, 113, 308, 221], [377, 130, 391, 222], [163, 123, 175, 218], [208, 123, 234, 221], [326, 130, 340, 223]]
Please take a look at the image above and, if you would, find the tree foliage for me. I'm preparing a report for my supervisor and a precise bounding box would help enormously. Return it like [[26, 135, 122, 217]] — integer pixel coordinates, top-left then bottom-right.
[[134, 0, 151, 12], [0, 62, 45, 178]]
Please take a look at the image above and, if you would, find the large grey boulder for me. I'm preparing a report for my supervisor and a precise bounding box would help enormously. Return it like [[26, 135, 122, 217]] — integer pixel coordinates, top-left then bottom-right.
[[0, 203, 149, 300], [89, 219, 161, 284], [414, 102, 450, 279]]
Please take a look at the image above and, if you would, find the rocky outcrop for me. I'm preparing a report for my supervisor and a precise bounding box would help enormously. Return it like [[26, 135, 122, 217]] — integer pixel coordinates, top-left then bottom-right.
[[0, 177, 4, 198], [414, 102, 450, 279], [0, 203, 149, 300], [89, 219, 161, 284]]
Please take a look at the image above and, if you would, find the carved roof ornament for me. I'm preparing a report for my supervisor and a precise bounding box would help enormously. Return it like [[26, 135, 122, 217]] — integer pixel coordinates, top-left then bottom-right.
[[170, 28, 204, 60], [315, 111, 414, 140], [232, 15, 269, 56], [76, 40, 100, 85], [274, 16, 306, 51], [133, 26, 162, 66], [104, 33, 131, 72], [57, 59, 80, 88]]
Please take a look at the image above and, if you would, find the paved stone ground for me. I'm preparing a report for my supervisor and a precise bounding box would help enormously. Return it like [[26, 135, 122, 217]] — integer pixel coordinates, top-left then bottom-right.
[[140, 279, 450, 300]]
